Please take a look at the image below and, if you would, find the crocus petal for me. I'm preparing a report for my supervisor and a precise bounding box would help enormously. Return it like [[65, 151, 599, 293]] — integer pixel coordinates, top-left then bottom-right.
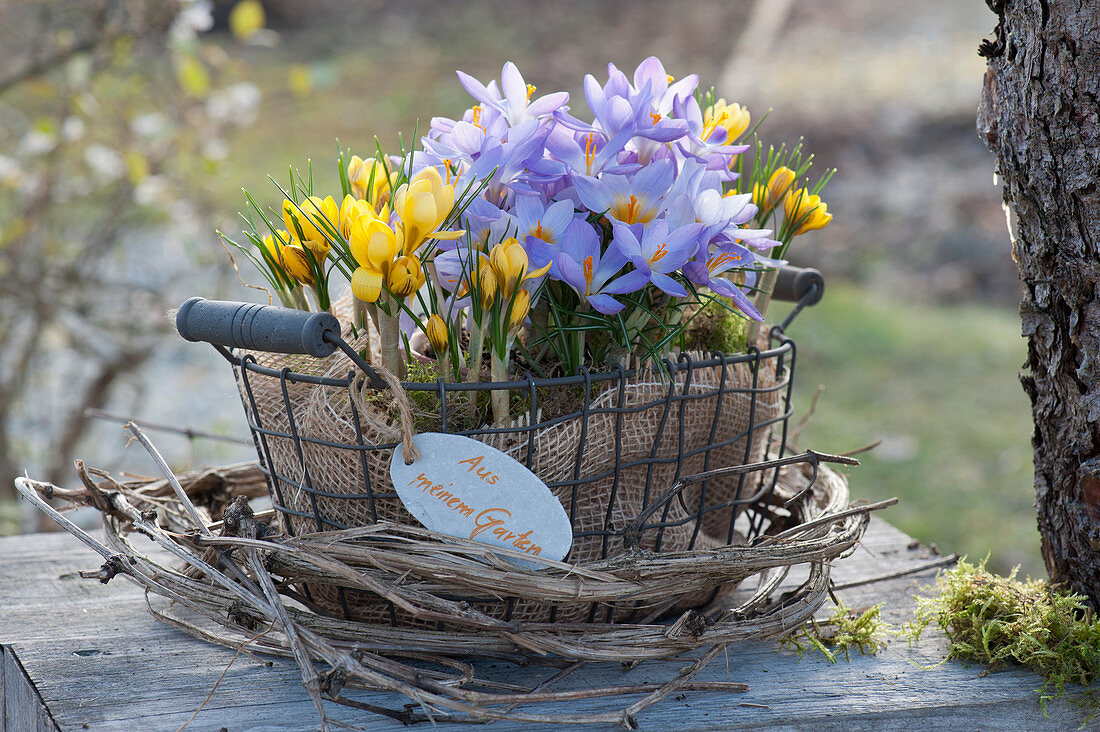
[[456, 70, 499, 107], [500, 61, 527, 106], [601, 268, 651, 295], [526, 91, 569, 118], [650, 271, 689, 298], [587, 293, 626, 315]]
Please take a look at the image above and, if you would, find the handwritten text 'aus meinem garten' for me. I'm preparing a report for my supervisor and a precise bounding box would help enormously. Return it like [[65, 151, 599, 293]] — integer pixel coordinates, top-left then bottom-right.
[[407, 455, 544, 556]]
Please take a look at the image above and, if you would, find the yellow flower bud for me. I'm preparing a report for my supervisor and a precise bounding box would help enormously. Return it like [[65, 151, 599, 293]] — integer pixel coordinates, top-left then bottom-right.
[[260, 230, 287, 262], [478, 265, 497, 310], [489, 237, 528, 298], [783, 189, 833, 236], [282, 243, 315, 285], [425, 314, 450, 356], [509, 289, 531, 330], [282, 195, 338, 253], [702, 99, 750, 142], [387, 255, 424, 298], [752, 166, 796, 215], [347, 155, 392, 208]]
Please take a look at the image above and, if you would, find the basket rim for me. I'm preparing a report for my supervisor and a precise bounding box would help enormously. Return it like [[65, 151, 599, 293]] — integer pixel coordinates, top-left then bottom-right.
[[232, 336, 796, 392]]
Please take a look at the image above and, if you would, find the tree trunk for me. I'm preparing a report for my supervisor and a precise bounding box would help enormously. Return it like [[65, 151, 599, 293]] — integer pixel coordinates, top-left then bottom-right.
[[978, 0, 1100, 604]]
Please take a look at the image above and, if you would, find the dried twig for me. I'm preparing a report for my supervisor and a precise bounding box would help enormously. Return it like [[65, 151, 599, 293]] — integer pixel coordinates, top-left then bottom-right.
[[13, 441, 875, 728]]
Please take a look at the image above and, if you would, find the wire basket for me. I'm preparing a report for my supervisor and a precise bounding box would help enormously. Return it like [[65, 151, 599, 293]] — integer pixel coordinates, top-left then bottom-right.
[[176, 266, 825, 625]]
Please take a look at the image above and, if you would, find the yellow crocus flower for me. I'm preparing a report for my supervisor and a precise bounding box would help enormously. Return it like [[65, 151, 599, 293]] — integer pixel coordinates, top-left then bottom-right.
[[702, 99, 750, 142], [783, 188, 833, 236], [425, 314, 450, 356], [282, 242, 316, 285], [392, 167, 464, 255], [752, 166, 796, 215], [489, 237, 551, 299], [478, 265, 497, 310], [348, 216, 400, 303], [339, 194, 375, 240], [283, 195, 338, 254], [388, 255, 425, 298], [508, 288, 531, 330], [347, 155, 394, 208]]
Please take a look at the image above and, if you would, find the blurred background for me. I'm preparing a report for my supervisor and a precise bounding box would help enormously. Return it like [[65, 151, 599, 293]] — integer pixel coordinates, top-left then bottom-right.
[[0, 0, 1036, 575]]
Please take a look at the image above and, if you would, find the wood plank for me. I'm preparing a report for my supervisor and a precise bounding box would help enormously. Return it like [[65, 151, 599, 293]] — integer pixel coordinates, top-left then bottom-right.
[[0, 520, 1090, 730], [2, 645, 59, 732]]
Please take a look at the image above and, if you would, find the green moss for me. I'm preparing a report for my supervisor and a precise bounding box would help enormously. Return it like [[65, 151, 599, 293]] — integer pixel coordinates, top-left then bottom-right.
[[908, 558, 1100, 720], [782, 600, 892, 663], [683, 302, 748, 355]]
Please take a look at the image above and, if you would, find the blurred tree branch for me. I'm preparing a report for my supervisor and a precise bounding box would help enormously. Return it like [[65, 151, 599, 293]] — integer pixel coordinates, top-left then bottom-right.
[[0, 0, 259, 524], [0, 0, 180, 94]]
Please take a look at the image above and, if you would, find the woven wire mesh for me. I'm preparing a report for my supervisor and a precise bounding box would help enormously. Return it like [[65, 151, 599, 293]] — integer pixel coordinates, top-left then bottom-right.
[[219, 328, 797, 623]]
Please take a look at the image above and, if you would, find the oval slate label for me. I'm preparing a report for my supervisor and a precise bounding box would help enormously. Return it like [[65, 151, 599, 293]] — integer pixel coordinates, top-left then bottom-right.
[[390, 433, 572, 567]]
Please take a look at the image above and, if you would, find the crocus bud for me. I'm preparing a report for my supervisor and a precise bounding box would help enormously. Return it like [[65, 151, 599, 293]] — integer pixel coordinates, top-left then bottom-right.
[[478, 265, 497, 310], [425, 314, 450, 356], [340, 194, 373, 240], [489, 237, 529, 298], [703, 99, 751, 142], [283, 243, 315, 285], [388, 255, 424, 298], [509, 289, 531, 330], [753, 167, 796, 213], [783, 189, 832, 236]]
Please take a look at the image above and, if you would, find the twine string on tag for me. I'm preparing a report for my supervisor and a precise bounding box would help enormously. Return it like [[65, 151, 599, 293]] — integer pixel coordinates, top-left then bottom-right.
[[354, 365, 421, 465]]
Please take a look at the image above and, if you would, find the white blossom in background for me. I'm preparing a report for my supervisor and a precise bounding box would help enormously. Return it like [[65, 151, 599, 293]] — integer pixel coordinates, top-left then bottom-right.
[[83, 144, 126, 183], [60, 117, 85, 142], [18, 130, 57, 156], [0, 155, 24, 188], [205, 82, 262, 126], [200, 137, 230, 161], [131, 112, 171, 138], [133, 175, 171, 206], [170, 0, 214, 43]]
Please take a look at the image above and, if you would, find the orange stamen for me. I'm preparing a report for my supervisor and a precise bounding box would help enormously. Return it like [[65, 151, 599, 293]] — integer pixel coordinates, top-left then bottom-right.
[[584, 133, 596, 174], [471, 105, 483, 130], [708, 251, 741, 272], [583, 255, 594, 295], [650, 112, 662, 125], [650, 241, 669, 264]]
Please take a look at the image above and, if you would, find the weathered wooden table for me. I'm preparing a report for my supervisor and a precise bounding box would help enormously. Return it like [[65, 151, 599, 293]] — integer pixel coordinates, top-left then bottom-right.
[[0, 518, 1089, 731]]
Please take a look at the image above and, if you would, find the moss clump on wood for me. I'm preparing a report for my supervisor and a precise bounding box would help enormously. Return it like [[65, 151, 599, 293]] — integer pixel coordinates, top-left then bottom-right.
[[782, 600, 892, 663], [909, 557, 1100, 720]]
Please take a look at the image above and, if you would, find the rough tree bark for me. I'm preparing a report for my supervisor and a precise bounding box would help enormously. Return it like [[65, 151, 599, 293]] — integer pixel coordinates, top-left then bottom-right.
[[978, 0, 1100, 604]]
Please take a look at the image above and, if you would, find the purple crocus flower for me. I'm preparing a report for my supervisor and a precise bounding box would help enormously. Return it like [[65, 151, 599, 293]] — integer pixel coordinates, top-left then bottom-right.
[[573, 158, 676, 226], [544, 125, 636, 180], [671, 94, 750, 178], [515, 196, 574, 247], [456, 62, 569, 127], [682, 241, 763, 321], [538, 218, 646, 314], [609, 220, 703, 298]]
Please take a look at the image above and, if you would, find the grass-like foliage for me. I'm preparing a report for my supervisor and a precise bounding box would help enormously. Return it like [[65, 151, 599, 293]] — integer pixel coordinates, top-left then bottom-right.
[[908, 558, 1100, 719], [782, 600, 892, 663]]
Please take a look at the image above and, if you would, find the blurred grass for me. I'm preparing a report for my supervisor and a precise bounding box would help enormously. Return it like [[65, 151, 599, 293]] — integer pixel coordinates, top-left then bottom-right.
[[775, 283, 1039, 577]]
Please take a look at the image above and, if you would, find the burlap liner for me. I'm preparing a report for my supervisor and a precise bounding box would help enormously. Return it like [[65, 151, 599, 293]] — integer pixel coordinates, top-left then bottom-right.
[[236, 294, 786, 623]]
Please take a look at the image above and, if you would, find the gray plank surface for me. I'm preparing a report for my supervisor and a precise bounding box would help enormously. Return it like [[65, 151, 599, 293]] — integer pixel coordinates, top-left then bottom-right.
[[0, 519, 1091, 731]]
